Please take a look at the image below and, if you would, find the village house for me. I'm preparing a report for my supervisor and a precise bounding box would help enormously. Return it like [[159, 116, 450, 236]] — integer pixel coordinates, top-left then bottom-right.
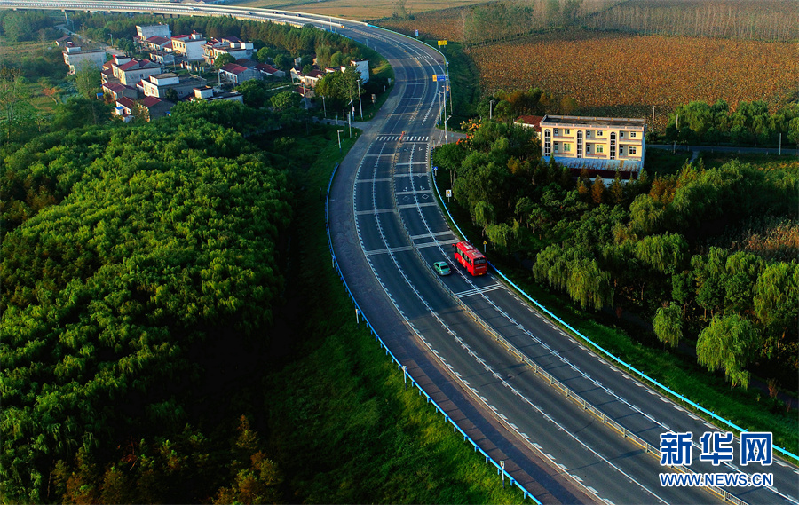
[[62, 45, 106, 74], [541, 114, 646, 183], [203, 36, 254, 65], [218, 63, 260, 84], [141, 73, 207, 100], [113, 58, 163, 86], [136, 24, 171, 42], [170, 33, 206, 61], [102, 82, 138, 101], [255, 63, 285, 79], [193, 86, 244, 103]]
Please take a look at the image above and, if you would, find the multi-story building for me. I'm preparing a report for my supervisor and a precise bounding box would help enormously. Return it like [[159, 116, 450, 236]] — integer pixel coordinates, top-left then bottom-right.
[[541, 114, 646, 181], [171, 33, 206, 61]]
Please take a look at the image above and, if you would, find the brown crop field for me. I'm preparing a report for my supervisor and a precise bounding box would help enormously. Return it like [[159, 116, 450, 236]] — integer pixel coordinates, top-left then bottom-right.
[[467, 31, 799, 129]]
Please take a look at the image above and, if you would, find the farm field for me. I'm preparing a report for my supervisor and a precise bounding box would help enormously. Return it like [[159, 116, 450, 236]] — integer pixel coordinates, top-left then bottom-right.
[[467, 31, 798, 130]]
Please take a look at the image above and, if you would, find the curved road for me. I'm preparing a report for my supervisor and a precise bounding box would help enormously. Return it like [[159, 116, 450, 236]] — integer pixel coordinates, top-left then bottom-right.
[[4, 2, 797, 503]]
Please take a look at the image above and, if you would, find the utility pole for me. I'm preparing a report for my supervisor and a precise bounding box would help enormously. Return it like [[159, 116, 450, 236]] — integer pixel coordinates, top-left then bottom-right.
[[358, 80, 363, 120], [336, 130, 343, 152], [322, 96, 327, 118]]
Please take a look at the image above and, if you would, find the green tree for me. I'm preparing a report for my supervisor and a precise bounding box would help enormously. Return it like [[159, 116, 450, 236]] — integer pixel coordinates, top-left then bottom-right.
[[273, 53, 292, 71], [74, 60, 102, 100], [696, 314, 761, 389], [653, 303, 683, 348], [270, 90, 300, 111], [214, 52, 236, 69]]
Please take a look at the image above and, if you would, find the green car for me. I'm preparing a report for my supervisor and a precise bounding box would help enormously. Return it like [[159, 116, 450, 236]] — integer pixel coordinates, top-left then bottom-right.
[[433, 261, 451, 276]]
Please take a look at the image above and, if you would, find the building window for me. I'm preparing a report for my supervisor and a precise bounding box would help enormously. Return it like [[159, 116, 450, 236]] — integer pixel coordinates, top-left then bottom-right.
[[620, 131, 625, 138], [597, 130, 603, 136], [619, 146, 625, 156], [586, 145, 591, 154], [630, 132, 637, 138], [554, 128, 559, 136], [629, 147, 637, 155], [565, 129, 570, 135], [554, 143, 559, 153], [597, 145, 604, 154], [564, 143, 571, 152]]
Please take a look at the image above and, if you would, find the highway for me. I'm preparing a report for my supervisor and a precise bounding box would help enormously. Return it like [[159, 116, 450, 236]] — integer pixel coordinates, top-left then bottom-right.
[[4, 1, 798, 503]]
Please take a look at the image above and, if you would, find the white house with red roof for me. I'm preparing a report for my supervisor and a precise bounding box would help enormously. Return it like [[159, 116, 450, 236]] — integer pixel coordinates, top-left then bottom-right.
[[219, 63, 260, 84], [113, 59, 163, 86], [145, 36, 171, 51], [256, 63, 285, 78]]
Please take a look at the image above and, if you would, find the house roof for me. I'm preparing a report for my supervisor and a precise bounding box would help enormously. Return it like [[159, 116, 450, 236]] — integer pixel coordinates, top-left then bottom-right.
[[146, 36, 170, 45], [103, 82, 127, 92], [116, 97, 136, 109], [101, 68, 114, 76], [119, 59, 158, 71], [56, 35, 70, 42], [221, 63, 250, 75], [141, 96, 162, 108], [222, 36, 241, 43], [306, 70, 325, 78], [163, 42, 174, 50], [516, 115, 544, 131], [235, 58, 257, 67], [256, 63, 280, 74], [541, 114, 646, 129]]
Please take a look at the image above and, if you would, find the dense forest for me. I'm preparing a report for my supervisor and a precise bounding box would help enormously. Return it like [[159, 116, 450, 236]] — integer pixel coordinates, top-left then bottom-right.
[[0, 101, 292, 503], [432, 114, 798, 392]]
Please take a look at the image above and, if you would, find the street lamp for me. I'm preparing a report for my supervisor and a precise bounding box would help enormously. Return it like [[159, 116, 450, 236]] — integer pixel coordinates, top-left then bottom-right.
[[336, 130, 343, 152]]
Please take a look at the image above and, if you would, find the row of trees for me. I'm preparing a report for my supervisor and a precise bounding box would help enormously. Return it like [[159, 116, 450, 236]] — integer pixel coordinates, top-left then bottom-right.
[[584, 0, 799, 42], [461, 0, 589, 46], [433, 118, 798, 391], [0, 102, 292, 502], [665, 99, 799, 147]]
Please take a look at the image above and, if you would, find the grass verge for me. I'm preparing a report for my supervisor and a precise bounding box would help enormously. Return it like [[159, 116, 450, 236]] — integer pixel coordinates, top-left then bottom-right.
[[431, 166, 799, 462], [261, 128, 527, 503]]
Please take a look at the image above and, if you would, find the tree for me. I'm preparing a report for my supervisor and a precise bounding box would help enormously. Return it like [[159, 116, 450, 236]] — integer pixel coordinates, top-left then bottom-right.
[[696, 314, 761, 389], [74, 60, 101, 100], [273, 53, 292, 71], [235, 79, 268, 108], [214, 53, 236, 69], [256, 46, 274, 63], [270, 90, 300, 111], [590, 176, 605, 204], [653, 303, 682, 348]]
